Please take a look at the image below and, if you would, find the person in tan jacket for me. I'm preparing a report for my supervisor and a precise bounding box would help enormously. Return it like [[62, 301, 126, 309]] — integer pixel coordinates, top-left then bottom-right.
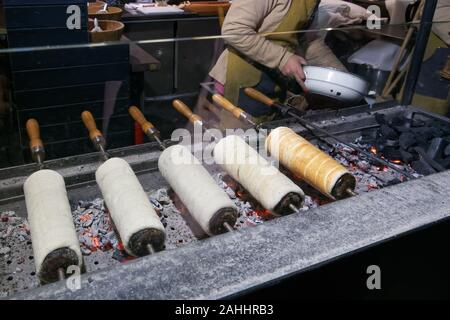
[[209, 0, 345, 122], [433, 0, 450, 46]]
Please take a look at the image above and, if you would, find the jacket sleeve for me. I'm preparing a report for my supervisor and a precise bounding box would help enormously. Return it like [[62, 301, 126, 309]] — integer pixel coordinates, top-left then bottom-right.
[[221, 0, 294, 71]]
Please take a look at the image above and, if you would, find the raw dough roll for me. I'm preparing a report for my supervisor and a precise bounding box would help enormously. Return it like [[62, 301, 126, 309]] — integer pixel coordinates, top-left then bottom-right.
[[158, 145, 237, 235], [24, 169, 82, 284], [214, 135, 304, 214], [96, 158, 165, 256], [266, 127, 356, 199]]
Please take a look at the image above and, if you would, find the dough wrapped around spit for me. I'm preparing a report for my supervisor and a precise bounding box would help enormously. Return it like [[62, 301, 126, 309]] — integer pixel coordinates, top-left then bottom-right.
[[214, 135, 305, 215], [266, 127, 356, 199], [158, 145, 237, 235], [96, 158, 165, 256], [24, 169, 82, 284]]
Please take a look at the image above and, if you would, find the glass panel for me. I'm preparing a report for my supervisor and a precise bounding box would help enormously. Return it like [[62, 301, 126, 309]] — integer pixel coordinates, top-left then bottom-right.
[[0, 1, 449, 168]]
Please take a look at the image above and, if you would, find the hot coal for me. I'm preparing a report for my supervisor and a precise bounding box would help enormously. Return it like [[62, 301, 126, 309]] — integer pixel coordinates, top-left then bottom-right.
[[399, 132, 416, 150], [414, 147, 446, 172], [329, 142, 420, 192], [441, 157, 450, 168], [72, 191, 173, 260], [384, 139, 399, 147], [381, 147, 403, 162], [427, 137, 446, 159], [359, 131, 377, 145], [445, 144, 450, 156], [412, 159, 437, 175], [400, 150, 414, 163], [380, 124, 398, 140], [372, 112, 450, 174], [215, 173, 267, 226], [374, 113, 387, 125], [72, 199, 119, 255]]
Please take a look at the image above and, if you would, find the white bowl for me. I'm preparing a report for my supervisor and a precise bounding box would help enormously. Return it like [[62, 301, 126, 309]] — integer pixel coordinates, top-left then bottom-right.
[[304, 66, 369, 104]]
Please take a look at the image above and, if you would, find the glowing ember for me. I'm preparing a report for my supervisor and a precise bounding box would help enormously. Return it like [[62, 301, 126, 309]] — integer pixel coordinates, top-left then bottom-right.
[[72, 199, 120, 255], [92, 236, 101, 248], [370, 146, 377, 154], [79, 214, 91, 222], [251, 209, 272, 218], [215, 173, 266, 226]]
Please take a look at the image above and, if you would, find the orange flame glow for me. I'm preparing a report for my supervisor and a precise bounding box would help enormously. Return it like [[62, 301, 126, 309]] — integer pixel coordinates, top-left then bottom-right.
[[92, 237, 101, 249], [252, 209, 272, 218]]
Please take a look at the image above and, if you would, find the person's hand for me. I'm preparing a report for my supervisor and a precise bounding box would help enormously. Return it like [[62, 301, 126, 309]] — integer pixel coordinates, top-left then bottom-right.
[[281, 55, 309, 93]]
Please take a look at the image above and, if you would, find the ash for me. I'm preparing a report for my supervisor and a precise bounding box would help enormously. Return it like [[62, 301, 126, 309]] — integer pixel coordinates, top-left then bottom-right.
[[72, 199, 120, 256], [0, 210, 34, 298], [1, 188, 197, 297], [326, 141, 421, 193], [149, 188, 197, 248], [0, 211, 31, 257], [71, 189, 197, 260], [214, 174, 269, 227]]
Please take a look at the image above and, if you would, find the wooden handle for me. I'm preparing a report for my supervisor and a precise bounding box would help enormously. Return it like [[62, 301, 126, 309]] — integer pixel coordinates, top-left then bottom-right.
[[26, 119, 43, 151], [244, 88, 275, 107], [172, 99, 194, 119], [129, 106, 155, 133], [212, 94, 246, 119], [218, 7, 225, 27], [81, 111, 102, 141], [172, 99, 203, 124]]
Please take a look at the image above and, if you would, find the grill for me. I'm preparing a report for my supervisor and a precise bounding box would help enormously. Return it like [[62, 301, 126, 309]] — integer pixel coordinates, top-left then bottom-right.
[[1, 100, 450, 299]]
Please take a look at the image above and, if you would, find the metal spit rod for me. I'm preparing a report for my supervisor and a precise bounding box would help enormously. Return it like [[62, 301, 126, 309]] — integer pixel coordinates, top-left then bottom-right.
[[25, 119, 67, 282], [244, 88, 417, 181], [81, 110, 155, 255], [129, 105, 237, 232]]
